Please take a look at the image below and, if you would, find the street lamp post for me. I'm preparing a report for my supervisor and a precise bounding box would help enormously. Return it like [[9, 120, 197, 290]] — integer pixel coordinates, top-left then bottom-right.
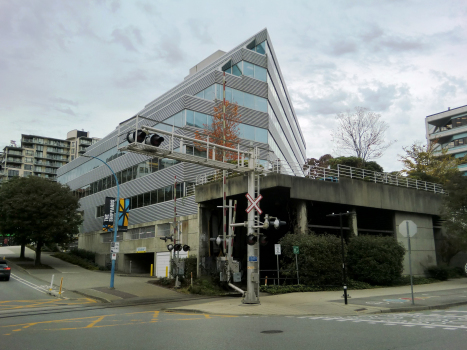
[[83, 155, 119, 289], [326, 211, 350, 305]]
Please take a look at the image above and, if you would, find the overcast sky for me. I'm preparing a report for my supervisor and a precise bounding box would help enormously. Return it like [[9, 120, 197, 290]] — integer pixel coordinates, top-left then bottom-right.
[[1, 0, 466, 172]]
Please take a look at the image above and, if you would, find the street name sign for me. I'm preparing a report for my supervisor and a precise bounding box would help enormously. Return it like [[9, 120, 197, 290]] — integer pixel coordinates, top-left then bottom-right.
[[293, 246, 299, 255]]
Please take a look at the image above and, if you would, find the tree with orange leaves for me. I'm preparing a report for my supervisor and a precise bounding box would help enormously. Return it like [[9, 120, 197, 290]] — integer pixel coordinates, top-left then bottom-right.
[[194, 100, 241, 161]]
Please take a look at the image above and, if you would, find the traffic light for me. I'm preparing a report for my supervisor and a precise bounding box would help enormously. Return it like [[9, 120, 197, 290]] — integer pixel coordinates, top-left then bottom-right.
[[173, 244, 182, 251], [182, 245, 190, 252], [259, 235, 268, 246], [127, 130, 146, 143], [145, 134, 165, 147], [247, 234, 257, 246], [167, 244, 174, 251]]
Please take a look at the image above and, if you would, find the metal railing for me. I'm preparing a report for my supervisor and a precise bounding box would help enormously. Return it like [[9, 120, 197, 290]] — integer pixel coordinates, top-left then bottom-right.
[[194, 159, 445, 195], [129, 231, 155, 240]]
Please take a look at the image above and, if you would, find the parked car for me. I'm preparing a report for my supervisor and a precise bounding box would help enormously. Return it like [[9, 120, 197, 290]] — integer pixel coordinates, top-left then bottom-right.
[[0, 260, 11, 281]]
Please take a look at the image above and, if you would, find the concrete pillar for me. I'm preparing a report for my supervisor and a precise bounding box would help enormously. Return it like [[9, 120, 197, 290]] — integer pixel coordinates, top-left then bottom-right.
[[349, 208, 358, 236], [197, 204, 209, 277], [296, 200, 308, 234], [394, 212, 437, 276]]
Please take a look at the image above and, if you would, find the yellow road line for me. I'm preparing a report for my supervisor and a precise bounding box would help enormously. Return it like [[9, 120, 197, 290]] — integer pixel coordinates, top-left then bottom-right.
[[85, 315, 107, 328]]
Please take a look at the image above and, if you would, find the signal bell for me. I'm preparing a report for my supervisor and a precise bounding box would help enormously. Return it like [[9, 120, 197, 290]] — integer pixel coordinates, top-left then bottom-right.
[[145, 134, 165, 147], [167, 244, 174, 251], [127, 130, 146, 143]]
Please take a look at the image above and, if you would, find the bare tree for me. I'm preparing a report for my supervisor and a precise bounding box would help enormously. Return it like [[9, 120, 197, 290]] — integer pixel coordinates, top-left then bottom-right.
[[331, 107, 396, 162]]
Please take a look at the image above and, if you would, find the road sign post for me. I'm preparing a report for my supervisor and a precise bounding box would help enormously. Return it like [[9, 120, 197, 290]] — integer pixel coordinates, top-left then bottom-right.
[[275, 244, 281, 285], [399, 220, 418, 305], [293, 246, 300, 284]]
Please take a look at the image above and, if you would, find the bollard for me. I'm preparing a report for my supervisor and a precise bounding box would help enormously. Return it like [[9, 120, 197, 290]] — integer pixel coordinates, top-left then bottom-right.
[[165, 266, 168, 278], [59, 277, 63, 296], [49, 274, 55, 291], [150, 264, 154, 277]]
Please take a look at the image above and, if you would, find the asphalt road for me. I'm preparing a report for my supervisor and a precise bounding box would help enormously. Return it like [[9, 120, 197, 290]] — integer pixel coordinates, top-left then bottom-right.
[[0, 257, 97, 312], [1, 302, 467, 350]]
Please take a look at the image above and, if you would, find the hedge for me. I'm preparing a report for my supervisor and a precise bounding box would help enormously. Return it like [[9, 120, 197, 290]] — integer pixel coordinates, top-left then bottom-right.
[[347, 235, 405, 285], [279, 233, 344, 286]]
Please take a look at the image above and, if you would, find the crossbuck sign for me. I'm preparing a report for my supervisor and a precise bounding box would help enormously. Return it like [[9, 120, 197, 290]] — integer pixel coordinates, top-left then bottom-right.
[[245, 193, 263, 215]]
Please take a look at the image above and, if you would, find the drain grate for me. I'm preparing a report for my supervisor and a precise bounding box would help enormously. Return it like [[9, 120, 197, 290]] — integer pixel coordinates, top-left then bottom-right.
[[261, 330, 283, 334]]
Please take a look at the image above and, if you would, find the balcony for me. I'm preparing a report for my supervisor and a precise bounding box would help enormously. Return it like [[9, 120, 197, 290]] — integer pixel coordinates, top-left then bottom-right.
[[7, 151, 23, 156], [5, 157, 23, 164], [46, 148, 69, 155], [428, 124, 467, 140]]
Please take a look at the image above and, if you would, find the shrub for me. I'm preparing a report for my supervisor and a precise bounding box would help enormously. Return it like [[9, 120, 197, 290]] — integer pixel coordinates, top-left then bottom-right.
[[347, 235, 405, 285], [425, 266, 449, 281], [51, 252, 99, 270], [279, 233, 344, 286], [183, 256, 197, 279], [69, 248, 95, 263]]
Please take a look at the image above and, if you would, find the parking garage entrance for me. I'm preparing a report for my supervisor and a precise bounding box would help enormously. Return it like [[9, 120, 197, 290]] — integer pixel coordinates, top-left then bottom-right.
[[123, 252, 154, 274]]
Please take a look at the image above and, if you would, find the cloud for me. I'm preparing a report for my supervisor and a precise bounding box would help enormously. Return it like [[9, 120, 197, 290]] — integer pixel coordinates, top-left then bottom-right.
[[186, 19, 214, 44], [50, 97, 78, 106], [152, 30, 185, 64], [111, 25, 143, 52]]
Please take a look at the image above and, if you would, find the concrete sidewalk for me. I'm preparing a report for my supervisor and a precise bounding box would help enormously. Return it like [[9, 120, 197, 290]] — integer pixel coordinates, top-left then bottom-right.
[[167, 278, 467, 316], [1, 246, 183, 303]]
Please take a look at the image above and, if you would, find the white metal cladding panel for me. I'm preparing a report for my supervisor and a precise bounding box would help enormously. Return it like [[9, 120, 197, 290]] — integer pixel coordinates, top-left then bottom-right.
[[142, 97, 185, 122], [213, 71, 268, 98], [241, 48, 267, 67], [266, 32, 306, 149], [268, 121, 297, 166], [268, 92, 303, 163], [267, 64, 306, 159], [143, 29, 268, 110], [141, 74, 216, 119], [82, 196, 197, 233]]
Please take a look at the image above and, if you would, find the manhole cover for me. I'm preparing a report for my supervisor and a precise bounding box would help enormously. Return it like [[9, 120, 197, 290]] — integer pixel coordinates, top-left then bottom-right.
[[261, 330, 283, 334]]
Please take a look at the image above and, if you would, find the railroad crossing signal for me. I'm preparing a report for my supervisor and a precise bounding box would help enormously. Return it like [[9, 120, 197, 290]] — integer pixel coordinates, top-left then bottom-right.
[[245, 193, 262, 214]]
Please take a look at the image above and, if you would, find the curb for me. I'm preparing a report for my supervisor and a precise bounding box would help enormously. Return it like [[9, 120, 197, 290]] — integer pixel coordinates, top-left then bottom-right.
[[165, 300, 467, 317], [71, 290, 111, 304]]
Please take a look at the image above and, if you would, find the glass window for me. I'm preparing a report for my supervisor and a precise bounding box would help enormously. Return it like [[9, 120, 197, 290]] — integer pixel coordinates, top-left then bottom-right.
[[137, 194, 144, 208], [117, 171, 122, 185], [195, 112, 206, 128], [102, 177, 108, 190], [149, 158, 159, 172], [195, 91, 204, 99], [255, 128, 268, 143], [204, 85, 215, 100], [24, 164, 32, 170], [186, 110, 194, 126], [225, 67, 232, 74], [194, 147, 207, 158], [158, 188, 165, 202], [243, 124, 255, 141], [130, 196, 136, 210], [174, 111, 184, 127], [97, 179, 102, 192], [243, 61, 254, 78], [232, 89, 244, 106], [186, 145, 194, 155], [176, 183, 182, 199], [244, 93, 255, 110], [254, 65, 267, 82], [150, 190, 158, 204], [164, 185, 173, 201], [256, 96, 268, 112], [165, 116, 174, 127], [256, 41, 266, 54], [216, 84, 222, 99], [225, 87, 232, 102], [232, 64, 242, 76], [143, 192, 150, 206], [206, 115, 213, 127]]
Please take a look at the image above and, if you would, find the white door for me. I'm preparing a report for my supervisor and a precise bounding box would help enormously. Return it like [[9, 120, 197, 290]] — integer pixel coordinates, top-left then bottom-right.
[[156, 252, 188, 277]]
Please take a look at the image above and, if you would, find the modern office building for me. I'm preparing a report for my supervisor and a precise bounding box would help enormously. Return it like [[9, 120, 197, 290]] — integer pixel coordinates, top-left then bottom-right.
[[0, 130, 98, 183], [57, 29, 307, 273], [425, 104, 467, 174]]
